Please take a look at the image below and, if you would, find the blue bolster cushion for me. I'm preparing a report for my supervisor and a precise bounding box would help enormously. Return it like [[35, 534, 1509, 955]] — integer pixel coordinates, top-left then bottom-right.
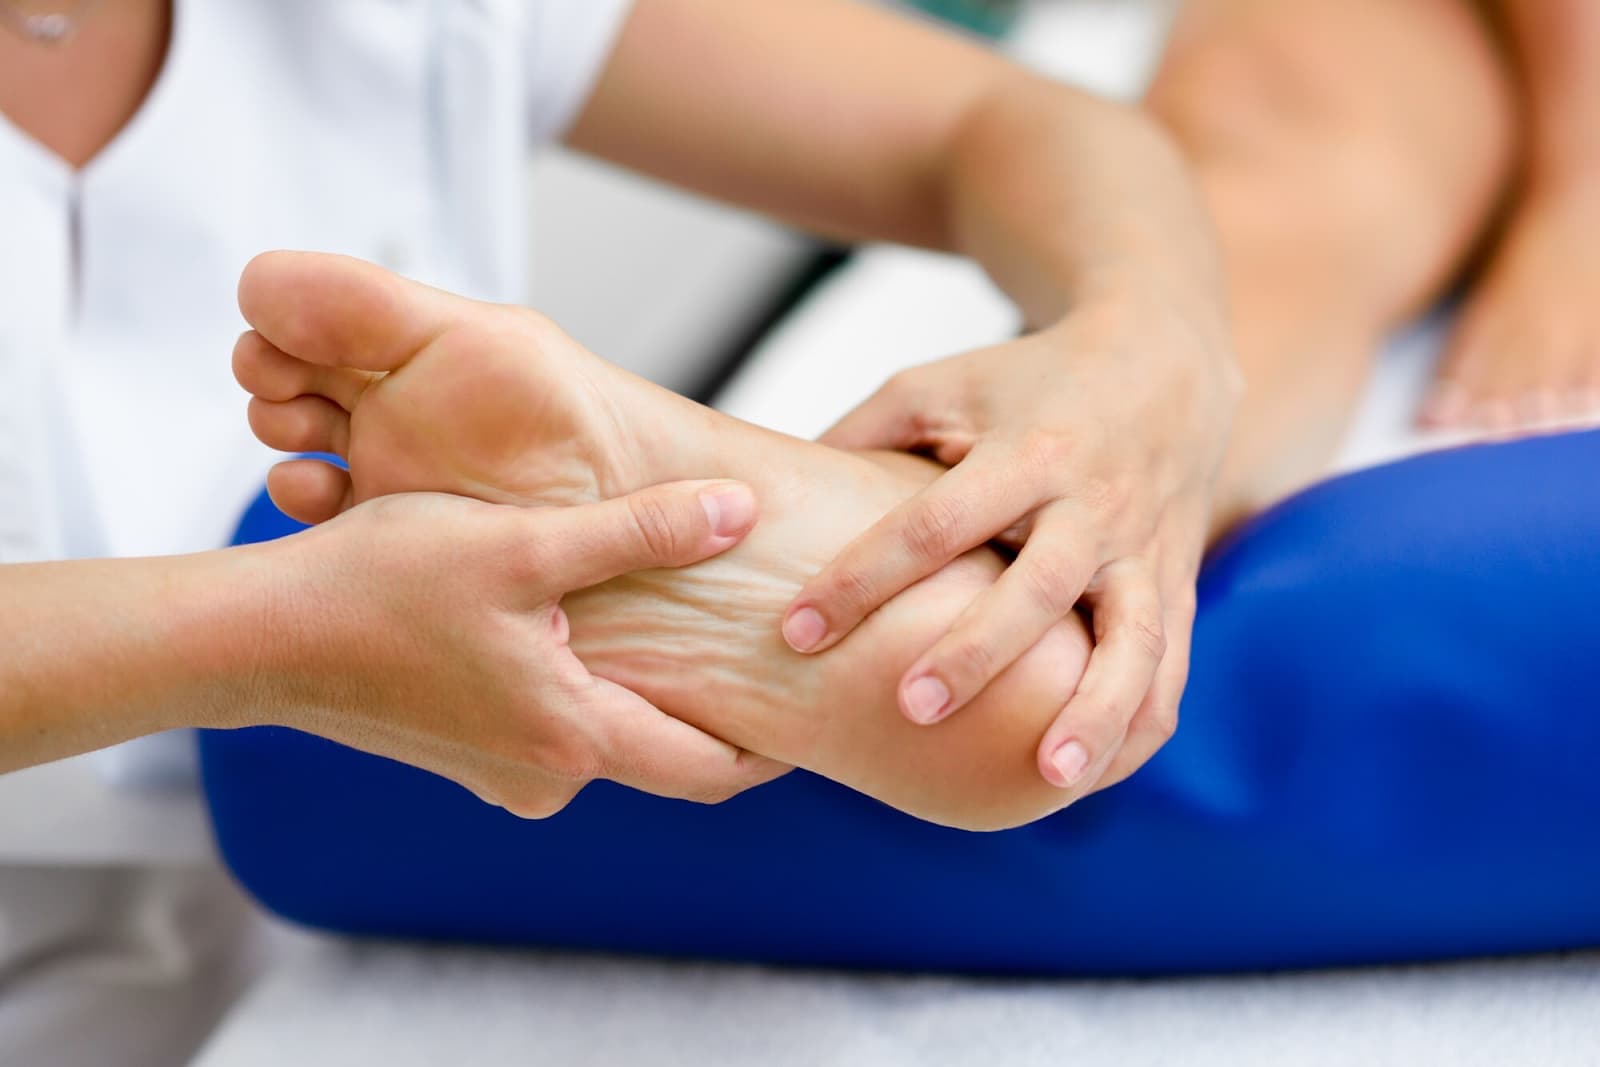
[[201, 430, 1600, 975]]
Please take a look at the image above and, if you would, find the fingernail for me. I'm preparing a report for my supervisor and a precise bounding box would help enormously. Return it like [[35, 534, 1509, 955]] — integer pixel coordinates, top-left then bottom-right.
[[700, 484, 756, 538], [902, 675, 951, 725], [782, 607, 827, 652], [1048, 740, 1090, 788]]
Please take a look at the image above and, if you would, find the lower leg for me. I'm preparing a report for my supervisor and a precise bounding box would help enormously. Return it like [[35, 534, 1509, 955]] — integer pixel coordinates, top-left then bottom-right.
[[1145, 0, 1516, 529], [232, 252, 1093, 831], [1426, 0, 1600, 430]]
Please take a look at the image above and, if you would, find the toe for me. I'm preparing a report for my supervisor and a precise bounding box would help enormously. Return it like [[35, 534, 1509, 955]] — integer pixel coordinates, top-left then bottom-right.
[[1559, 341, 1600, 425], [233, 331, 375, 411], [238, 251, 470, 373], [247, 395, 351, 457], [1418, 378, 1471, 428], [267, 459, 354, 525], [1494, 340, 1593, 434], [1572, 379, 1600, 424], [1518, 388, 1565, 428], [1423, 318, 1493, 429], [1474, 394, 1522, 436], [1438, 319, 1568, 435]]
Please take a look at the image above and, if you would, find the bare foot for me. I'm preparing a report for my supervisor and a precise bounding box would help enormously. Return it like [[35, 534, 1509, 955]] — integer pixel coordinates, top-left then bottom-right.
[[1423, 186, 1600, 433], [232, 252, 1093, 831]]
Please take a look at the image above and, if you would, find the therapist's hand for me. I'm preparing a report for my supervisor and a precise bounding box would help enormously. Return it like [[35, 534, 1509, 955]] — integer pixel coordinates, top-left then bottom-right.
[[782, 296, 1238, 792], [254, 483, 786, 818]]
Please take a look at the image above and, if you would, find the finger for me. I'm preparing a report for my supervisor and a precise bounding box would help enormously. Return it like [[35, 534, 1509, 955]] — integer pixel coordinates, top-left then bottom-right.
[[237, 250, 468, 372], [1091, 584, 1195, 792], [247, 394, 350, 457], [1036, 563, 1166, 790], [816, 374, 922, 451], [782, 453, 1040, 654], [267, 459, 354, 525], [521, 479, 759, 593], [583, 676, 790, 803], [232, 330, 376, 411], [896, 515, 1095, 725]]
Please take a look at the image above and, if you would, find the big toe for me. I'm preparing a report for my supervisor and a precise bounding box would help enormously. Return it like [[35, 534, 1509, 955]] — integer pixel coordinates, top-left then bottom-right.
[[237, 250, 466, 373]]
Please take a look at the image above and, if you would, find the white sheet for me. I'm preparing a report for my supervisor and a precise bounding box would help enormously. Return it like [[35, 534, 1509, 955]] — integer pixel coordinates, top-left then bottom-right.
[[192, 940, 1600, 1067]]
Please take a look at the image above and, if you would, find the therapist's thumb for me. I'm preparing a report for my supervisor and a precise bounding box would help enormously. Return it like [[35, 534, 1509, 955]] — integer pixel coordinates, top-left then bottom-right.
[[817, 379, 918, 452], [525, 480, 758, 593]]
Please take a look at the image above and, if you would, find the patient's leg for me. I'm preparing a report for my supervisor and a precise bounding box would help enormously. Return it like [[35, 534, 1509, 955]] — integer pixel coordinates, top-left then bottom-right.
[[232, 251, 1091, 831], [1146, 0, 1517, 531], [1426, 0, 1600, 431]]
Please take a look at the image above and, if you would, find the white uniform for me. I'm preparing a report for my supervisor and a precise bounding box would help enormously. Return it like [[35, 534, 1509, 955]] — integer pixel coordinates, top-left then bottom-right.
[[0, 1, 632, 1061]]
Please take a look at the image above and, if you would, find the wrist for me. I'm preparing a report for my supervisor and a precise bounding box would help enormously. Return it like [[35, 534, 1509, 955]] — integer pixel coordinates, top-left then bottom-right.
[[1056, 279, 1237, 382], [175, 536, 320, 732]]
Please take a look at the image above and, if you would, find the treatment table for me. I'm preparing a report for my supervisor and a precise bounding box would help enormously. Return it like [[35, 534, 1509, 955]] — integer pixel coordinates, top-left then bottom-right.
[[189, 2, 1600, 1061]]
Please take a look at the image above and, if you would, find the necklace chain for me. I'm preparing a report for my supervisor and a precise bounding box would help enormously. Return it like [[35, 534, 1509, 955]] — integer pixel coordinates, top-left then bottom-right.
[[0, 0, 107, 45]]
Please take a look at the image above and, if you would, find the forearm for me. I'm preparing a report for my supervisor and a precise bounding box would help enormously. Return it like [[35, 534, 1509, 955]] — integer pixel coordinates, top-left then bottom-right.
[[1494, 0, 1600, 185], [938, 74, 1229, 334], [0, 547, 282, 771], [574, 0, 1228, 340]]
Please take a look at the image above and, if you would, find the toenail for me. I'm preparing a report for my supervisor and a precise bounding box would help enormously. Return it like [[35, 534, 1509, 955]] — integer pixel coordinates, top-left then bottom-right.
[[701, 484, 757, 538], [782, 607, 827, 653], [902, 675, 950, 725], [1422, 383, 1468, 426], [1522, 391, 1560, 425], [1048, 740, 1090, 788]]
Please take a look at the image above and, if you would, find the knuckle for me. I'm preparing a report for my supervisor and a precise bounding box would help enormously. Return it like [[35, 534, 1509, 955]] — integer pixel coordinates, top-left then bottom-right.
[[526, 730, 602, 786], [683, 779, 744, 806], [903, 497, 967, 563], [1079, 474, 1127, 519], [627, 492, 688, 563], [1019, 556, 1083, 616], [1146, 702, 1181, 744], [557, 744, 604, 786], [1126, 614, 1169, 661], [511, 305, 560, 340], [940, 635, 999, 687], [468, 306, 563, 363], [823, 563, 883, 619], [1018, 428, 1073, 470], [506, 529, 552, 580], [501, 786, 578, 821]]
